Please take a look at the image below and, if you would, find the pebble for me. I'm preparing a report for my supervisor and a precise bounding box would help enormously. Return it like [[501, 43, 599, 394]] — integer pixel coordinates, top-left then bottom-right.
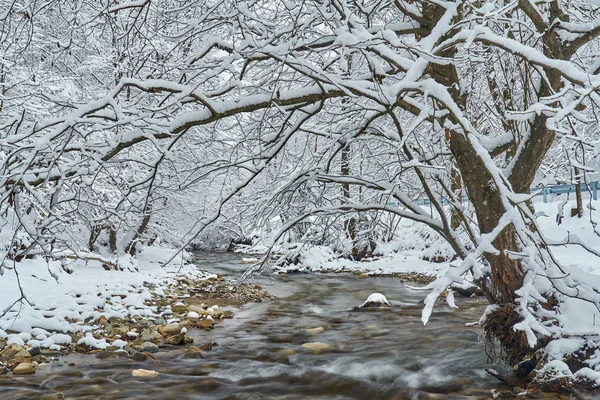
[[131, 369, 159, 378]]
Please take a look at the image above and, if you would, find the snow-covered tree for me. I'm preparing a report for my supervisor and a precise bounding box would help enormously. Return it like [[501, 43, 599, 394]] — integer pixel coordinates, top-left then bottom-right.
[[4, 0, 600, 387]]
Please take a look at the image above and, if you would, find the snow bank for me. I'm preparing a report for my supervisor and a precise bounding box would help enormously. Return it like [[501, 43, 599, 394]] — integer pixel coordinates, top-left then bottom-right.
[[0, 245, 209, 348]]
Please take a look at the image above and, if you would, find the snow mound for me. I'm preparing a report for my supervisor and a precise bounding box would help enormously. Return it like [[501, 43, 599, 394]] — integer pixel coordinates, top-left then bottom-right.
[[360, 293, 390, 308]]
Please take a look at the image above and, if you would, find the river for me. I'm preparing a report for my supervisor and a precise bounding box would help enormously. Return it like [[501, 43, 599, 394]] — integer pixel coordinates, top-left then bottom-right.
[[0, 253, 584, 399]]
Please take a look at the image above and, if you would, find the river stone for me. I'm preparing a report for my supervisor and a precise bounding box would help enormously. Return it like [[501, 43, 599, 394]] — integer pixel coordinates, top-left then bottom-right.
[[171, 303, 188, 313], [112, 326, 128, 335], [178, 320, 194, 329], [198, 342, 213, 351], [0, 344, 29, 361], [13, 362, 36, 375], [304, 327, 325, 335], [132, 352, 148, 361], [132, 369, 159, 378], [154, 318, 167, 325], [181, 346, 204, 359], [164, 333, 185, 345], [188, 305, 206, 314], [139, 342, 160, 354], [301, 342, 332, 353], [197, 319, 214, 330], [28, 346, 41, 357], [157, 323, 181, 337], [40, 394, 65, 400]]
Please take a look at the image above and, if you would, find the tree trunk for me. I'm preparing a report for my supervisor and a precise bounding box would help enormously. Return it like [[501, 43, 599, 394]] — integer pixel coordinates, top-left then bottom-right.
[[571, 167, 583, 218], [341, 144, 358, 258], [450, 163, 462, 230], [109, 227, 118, 254], [125, 213, 151, 256]]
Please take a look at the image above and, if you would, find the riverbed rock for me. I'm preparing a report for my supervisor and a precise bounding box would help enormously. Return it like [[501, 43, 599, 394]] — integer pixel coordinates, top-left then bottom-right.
[[40, 394, 65, 400], [27, 346, 41, 357], [139, 342, 160, 354], [304, 327, 325, 335], [197, 319, 215, 330], [164, 333, 185, 345], [132, 369, 159, 378], [0, 344, 30, 361], [301, 342, 332, 353], [181, 346, 205, 359], [13, 362, 36, 375], [132, 352, 149, 361], [157, 323, 181, 337], [188, 304, 207, 314], [171, 303, 188, 313]]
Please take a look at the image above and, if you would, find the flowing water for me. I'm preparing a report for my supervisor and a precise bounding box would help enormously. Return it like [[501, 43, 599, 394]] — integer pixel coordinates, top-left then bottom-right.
[[0, 253, 582, 399]]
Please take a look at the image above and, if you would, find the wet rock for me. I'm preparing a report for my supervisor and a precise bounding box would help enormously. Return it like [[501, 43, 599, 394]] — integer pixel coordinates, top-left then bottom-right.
[[139, 342, 159, 354], [132, 352, 149, 361], [181, 346, 205, 359], [157, 323, 181, 337], [164, 333, 185, 345], [132, 368, 159, 378], [197, 319, 215, 330], [27, 346, 41, 357], [154, 319, 167, 325], [198, 342, 214, 351], [40, 394, 65, 400], [13, 362, 35, 375], [304, 327, 325, 335], [178, 320, 194, 329], [98, 316, 108, 326], [223, 310, 234, 319], [279, 349, 296, 356], [301, 342, 332, 353], [96, 350, 129, 360], [213, 308, 224, 319]]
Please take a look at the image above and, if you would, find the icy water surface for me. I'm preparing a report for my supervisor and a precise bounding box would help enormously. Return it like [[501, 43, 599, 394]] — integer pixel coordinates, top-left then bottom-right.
[[0, 253, 587, 399]]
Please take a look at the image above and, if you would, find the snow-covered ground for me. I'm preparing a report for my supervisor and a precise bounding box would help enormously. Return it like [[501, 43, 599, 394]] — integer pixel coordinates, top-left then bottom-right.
[[0, 246, 212, 350]]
